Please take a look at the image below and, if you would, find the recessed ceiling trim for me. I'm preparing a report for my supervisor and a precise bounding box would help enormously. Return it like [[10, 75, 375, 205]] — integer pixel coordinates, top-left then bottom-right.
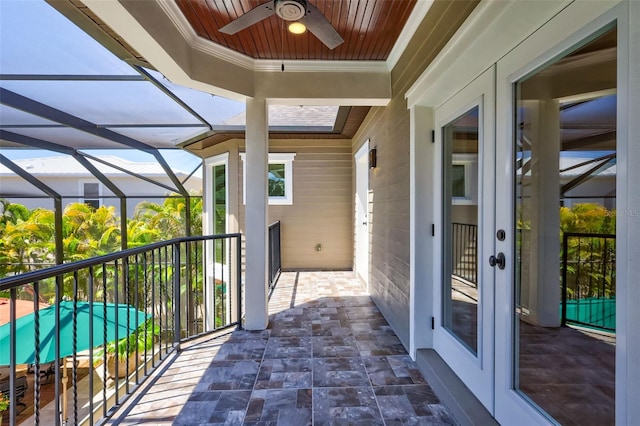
[[159, 0, 422, 74], [159, 0, 255, 70]]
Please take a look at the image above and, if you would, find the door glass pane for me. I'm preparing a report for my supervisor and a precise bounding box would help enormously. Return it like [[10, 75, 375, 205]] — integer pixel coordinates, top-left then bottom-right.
[[514, 28, 616, 424], [212, 164, 226, 235], [443, 106, 480, 354]]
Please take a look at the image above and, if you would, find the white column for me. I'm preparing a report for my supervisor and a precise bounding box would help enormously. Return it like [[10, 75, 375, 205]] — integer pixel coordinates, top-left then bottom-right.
[[244, 98, 269, 330], [521, 99, 561, 327]]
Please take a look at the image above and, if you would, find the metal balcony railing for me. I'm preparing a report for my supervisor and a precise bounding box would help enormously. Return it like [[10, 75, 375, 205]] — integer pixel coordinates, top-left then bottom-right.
[[452, 223, 478, 286], [0, 233, 242, 426], [268, 221, 282, 290], [561, 232, 616, 331]]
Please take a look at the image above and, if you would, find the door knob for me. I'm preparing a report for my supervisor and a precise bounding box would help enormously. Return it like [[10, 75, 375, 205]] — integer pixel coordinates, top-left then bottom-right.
[[489, 253, 506, 270]]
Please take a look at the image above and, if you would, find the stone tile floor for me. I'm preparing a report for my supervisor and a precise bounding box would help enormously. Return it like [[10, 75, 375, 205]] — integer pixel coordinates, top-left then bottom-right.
[[108, 271, 457, 425]]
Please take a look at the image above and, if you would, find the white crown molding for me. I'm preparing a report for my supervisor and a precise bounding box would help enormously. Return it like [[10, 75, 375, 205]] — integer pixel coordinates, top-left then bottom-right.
[[158, 0, 256, 70], [386, 0, 435, 71], [158, 0, 418, 74]]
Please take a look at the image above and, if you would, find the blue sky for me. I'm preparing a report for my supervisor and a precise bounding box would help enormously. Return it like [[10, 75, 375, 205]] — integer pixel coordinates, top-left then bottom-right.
[[0, 0, 237, 179]]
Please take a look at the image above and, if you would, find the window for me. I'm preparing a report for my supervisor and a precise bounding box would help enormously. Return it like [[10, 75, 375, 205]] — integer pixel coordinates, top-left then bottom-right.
[[451, 154, 478, 204], [451, 164, 466, 198], [81, 182, 100, 209], [240, 153, 296, 205]]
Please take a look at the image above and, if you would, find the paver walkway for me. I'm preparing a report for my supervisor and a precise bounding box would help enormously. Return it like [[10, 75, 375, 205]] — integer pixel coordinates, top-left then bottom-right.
[[108, 271, 457, 425]]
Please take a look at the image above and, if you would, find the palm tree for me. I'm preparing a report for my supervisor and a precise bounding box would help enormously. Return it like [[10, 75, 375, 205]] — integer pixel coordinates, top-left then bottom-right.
[[134, 192, 202, 239], [0, 207, 56, 276]]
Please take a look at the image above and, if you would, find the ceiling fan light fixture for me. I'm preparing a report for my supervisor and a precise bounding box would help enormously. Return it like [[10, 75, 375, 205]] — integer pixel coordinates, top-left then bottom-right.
[[275, 0, 307, 21], [288, 22, 307, 34]]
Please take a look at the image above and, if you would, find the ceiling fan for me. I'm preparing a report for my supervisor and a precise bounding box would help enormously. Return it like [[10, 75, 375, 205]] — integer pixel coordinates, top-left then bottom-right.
[[219, 0, 344, 50]]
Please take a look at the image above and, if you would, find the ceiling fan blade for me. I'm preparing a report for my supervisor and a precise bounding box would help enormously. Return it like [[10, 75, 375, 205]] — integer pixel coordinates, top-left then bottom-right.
[[300, 3, 343, 50], [219, 1, 276, 35]]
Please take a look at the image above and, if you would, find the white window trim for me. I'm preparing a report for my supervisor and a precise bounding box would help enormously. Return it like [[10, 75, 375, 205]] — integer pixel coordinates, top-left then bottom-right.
[[78, 180, 102, 207], [240, 153, 296, 205], [452, 153, 478, 205]]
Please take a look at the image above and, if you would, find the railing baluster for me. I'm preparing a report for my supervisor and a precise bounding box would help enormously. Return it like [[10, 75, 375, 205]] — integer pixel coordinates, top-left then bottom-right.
[[151, 249, 156, 369], [134, 253, 140, 385], [124, 256, 131, 394], [9, 288, 16, 426], [173, 242, 181, 347], [34, 282, 41, 426], [114, 258, 119, 403], [88, 266, 94, 426], [72, 270, 79, 426], [166, 246, 175, 356], [102, 263, 107, 420], [54, 276, 61, 426]]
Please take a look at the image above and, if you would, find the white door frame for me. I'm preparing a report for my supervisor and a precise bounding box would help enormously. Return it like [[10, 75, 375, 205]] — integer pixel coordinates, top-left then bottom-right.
[[204, 153, 230, 330], [432, 67, 496, 412], [355, 140, 370, 288]]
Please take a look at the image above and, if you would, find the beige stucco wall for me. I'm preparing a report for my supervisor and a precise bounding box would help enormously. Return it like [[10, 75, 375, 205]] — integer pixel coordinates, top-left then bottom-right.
[[351, 0, 479, 348]]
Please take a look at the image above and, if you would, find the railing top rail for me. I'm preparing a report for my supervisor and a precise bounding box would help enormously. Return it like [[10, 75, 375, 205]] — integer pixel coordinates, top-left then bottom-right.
[[563, 232, 616, 239], [0, 233, 241, 290]]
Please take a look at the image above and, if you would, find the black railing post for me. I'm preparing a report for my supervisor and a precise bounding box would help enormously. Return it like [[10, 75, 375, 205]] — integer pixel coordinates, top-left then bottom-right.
[[561, 232, 569, 327], [237, 234, 243, 329], [9, 288, 17, 426], [173, 242, 181, 347], [268, 221, 282, 290]]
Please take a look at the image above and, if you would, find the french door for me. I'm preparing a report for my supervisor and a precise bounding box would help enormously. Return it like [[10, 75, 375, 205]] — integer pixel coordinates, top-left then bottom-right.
[[427, 1, 630, 424], [433, 67, 496, 411]]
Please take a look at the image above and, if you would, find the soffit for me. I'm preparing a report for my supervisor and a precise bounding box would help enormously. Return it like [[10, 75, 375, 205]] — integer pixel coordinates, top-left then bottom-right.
[[175, 0, 417, 61]]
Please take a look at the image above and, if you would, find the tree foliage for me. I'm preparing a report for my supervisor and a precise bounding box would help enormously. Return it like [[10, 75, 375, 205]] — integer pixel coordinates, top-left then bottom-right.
[[560, 204, 616, 318], [0, 194, 202, 279]]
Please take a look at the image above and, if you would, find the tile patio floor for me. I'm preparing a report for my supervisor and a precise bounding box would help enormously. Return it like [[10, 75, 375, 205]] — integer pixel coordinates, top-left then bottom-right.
[[107, 271, 457, 425]]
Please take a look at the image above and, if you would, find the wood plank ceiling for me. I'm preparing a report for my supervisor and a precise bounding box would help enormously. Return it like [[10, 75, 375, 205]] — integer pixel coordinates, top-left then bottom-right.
[[175, 0, 417, 60]]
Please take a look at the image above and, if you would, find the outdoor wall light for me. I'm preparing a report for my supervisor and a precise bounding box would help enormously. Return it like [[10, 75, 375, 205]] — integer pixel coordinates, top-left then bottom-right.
[[369, 147, 377, 169], [288, 22, 307, 34]]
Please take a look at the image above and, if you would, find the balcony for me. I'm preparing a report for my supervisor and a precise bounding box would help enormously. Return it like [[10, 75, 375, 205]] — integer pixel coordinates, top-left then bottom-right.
[[106, 270, 456, 425], [1, 266, 456, 425]]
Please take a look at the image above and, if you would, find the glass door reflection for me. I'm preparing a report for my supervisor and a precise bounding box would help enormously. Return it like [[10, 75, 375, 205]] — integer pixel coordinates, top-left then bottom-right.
[[443, 106, 480, 354]]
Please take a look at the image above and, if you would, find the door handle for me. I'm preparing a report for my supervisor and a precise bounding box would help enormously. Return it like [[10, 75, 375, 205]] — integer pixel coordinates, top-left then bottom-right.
[[489, 253, 506, 270], [362, 222, 367, 225]]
